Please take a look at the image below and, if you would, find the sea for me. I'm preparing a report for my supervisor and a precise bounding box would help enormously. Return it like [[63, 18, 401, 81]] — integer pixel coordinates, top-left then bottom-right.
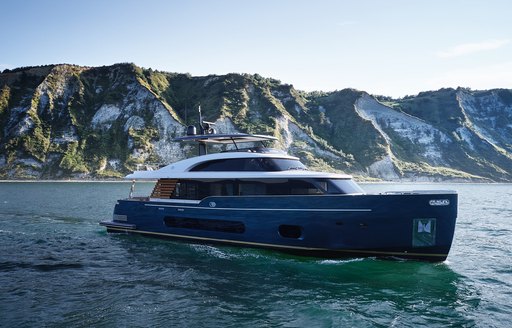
[[0, 182, 510, 327]]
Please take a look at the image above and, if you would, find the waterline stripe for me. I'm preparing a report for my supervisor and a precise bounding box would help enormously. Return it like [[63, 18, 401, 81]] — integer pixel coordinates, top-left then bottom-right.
[[104, 227, 446, 258], [144, 204, 371, 212]]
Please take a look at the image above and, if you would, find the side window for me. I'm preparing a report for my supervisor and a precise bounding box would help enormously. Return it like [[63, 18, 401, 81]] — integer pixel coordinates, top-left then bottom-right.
[[326, 179, 365, 194], [173, 181, 200, 199], [190, 158, 302, 172], [239, 182, 266, 195], [289, 180, 322, 195], [209, 181, 236, 196], [191, 159, 246, 171], [264, 179, 324, 195], [174, 180, 238, 199], [209, 183, 223, 196], [244, 158, 265, 171]]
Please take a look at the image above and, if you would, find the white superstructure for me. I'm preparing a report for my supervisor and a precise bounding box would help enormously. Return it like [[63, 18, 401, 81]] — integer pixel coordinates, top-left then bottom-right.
[[126, 150, 353, 180]]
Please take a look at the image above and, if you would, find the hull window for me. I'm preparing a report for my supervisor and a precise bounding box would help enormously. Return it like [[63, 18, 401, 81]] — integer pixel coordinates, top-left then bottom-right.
[[279, 225, 303, 239], [164, 217, 245, 234]]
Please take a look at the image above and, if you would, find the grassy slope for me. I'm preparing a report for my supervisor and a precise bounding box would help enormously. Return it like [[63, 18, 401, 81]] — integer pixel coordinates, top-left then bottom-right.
[[1, 65, 512, 180]]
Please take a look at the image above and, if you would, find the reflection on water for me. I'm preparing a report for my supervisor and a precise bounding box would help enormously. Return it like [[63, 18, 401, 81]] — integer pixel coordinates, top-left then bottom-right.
[[113, 235, 477, 327]]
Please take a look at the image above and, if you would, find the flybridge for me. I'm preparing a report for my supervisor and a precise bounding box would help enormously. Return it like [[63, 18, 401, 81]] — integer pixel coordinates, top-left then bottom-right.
[[174, 133, 278, 155], [175, 107, 278, 155], [174, 133, 277, 144]]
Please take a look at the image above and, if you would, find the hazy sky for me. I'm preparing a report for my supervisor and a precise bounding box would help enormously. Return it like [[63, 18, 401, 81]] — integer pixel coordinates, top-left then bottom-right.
[[1, 0, 511, 97]]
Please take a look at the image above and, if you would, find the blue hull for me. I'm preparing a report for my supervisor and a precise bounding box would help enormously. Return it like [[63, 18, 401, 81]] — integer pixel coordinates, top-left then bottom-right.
[[101, 192, 457, 262]]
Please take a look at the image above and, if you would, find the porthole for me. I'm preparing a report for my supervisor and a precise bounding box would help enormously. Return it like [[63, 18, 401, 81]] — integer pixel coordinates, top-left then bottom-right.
[[278, 225, 303, 239]]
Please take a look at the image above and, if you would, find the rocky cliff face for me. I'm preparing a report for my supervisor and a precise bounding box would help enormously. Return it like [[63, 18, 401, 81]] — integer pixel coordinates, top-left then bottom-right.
[[1, 63, 512, 181]]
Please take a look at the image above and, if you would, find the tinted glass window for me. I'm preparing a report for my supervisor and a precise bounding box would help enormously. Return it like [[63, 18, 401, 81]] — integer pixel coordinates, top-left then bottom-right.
[[170, 178, 360, 200], [289, 180, 322, 195], [173, 181, 200, 199], [325, 179, 365, 194], [191, 158, 306, 172], [264, 179, 322, 195], [164, 217, 245, 233], [239, 181, 266, 195], [173, 180, 237, 199], [272, 159, 307, 171], [191, 159, 249, 171]]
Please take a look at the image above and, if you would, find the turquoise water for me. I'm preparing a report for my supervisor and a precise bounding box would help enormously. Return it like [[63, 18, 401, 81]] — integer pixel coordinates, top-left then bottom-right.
[[0, 182, 511, 327]]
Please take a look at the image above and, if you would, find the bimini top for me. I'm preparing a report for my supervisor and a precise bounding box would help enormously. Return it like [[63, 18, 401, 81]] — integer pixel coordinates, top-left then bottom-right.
[[174, 133, 278, 144], [126, 151, 353, 180]]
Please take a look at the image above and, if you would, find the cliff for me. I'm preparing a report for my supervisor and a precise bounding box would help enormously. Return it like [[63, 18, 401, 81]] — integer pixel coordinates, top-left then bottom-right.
[[1, 63, 512, 181]]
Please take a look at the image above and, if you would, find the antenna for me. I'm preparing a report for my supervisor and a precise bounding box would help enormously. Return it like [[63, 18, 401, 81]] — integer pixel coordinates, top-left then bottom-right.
[[197, 105, 207, 155], [198, 104, 204, 134]]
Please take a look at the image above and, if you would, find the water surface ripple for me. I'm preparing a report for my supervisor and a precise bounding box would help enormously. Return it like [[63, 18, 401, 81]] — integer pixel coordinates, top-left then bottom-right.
[[0, 182, 510, 327]]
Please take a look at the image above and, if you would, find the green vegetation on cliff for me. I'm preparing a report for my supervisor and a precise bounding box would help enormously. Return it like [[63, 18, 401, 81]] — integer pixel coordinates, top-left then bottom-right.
[[1, 63, 512, 181]]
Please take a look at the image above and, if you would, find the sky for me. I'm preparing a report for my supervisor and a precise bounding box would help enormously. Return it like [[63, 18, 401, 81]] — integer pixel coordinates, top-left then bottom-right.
[[1, 0, 511, 98]]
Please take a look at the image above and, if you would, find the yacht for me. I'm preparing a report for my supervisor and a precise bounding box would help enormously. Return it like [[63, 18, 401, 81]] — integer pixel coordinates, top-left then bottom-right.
[[100, 122, 457, 261]]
